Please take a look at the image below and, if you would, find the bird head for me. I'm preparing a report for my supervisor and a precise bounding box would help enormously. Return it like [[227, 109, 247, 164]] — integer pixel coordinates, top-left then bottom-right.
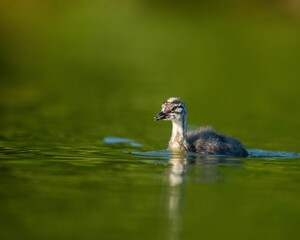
[[154, 97, 186, 122]]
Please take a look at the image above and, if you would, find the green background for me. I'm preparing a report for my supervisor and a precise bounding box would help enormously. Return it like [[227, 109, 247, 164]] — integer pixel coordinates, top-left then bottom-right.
[[0, 1, 299, 240]]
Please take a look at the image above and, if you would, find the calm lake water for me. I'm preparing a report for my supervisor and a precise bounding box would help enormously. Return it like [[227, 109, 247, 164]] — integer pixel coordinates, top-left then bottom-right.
[[1, 99, 299, 240], [1, 2, 300, 240]]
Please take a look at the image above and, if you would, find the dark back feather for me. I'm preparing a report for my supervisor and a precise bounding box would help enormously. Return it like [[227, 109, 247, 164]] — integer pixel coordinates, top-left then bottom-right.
[[187, 126, 248, 157]]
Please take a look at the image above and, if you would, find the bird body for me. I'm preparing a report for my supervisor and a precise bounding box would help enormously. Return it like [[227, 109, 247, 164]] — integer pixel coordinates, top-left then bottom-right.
[[155, 97, 248, 157]]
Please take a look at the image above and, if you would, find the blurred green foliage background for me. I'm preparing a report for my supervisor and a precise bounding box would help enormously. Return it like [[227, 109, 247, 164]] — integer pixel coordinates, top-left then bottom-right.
[[0, 0, 300, 150]]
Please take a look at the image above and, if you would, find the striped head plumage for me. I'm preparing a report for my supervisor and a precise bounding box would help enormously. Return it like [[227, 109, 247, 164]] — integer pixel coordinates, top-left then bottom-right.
[[154, 97, 187, 121]]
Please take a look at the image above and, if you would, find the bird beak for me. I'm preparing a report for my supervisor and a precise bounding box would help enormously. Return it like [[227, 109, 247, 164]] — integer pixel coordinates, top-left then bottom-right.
[[154, 111, 167, 121]]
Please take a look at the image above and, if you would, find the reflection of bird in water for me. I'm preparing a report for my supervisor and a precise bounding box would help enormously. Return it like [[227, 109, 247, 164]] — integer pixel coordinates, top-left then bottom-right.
[[166, 152, 243, 240], [167, 153, 186, 240], [168, 153, 187, 187], [168, 154, 232, 187], [155, 97, 248, 157], [166, 153, 228, 240]]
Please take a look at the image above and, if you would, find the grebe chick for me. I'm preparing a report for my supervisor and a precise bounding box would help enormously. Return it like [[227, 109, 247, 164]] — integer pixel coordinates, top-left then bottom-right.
[[154, 97, 248, 157]]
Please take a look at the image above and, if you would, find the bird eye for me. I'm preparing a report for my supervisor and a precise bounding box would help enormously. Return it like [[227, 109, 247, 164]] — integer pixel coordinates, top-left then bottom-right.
[[172, 106, 177, 111]]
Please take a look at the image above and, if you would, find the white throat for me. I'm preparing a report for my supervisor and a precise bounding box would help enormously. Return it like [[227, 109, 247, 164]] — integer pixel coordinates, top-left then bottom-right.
[[168, 118, 188, 151]]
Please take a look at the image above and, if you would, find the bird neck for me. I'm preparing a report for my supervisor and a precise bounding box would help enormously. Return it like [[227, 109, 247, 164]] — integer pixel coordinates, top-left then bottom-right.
[[169, 117, 188, 151]]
